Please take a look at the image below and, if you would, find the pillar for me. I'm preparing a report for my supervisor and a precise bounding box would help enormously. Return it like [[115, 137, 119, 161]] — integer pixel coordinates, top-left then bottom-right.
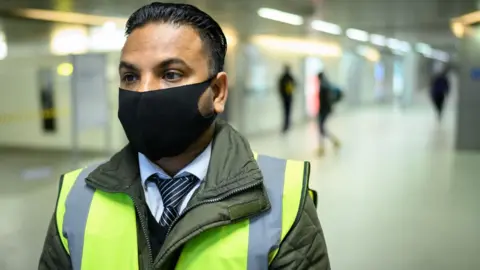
[[401, 51, 420, 106], [456, 25, 480, 151]]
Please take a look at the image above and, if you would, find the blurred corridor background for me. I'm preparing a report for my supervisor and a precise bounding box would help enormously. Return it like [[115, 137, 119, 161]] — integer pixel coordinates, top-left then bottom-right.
[[1, 0, 480, 269]]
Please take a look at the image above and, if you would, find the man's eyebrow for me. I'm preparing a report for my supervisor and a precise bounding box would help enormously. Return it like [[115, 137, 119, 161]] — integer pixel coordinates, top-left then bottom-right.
[[157, 58, 191, 70], [119, 61, 139, 71]]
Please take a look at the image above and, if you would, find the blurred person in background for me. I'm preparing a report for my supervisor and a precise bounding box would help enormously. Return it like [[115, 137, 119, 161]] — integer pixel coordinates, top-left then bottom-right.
[[39, 2, 330, 270], [278, 65, 296, 133], [430, 66, 450, 122], [317, 71, 342, 156]]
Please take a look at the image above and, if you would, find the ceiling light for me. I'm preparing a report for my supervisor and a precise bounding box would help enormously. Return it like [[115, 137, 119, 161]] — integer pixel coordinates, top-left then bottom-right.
[[0, 32, 6, 60], [102, 21, 117, 31], [398, 41, 411, 52], [387, 38, 401, 50], [257, 8, 304, 26], [356, 45, 380, 62], [387, 39, 411, 54], [432, 50, 450, 62], [222, 26, 238, 49], [11, 8, 126, 26], [452, 10, 480, 26], [346, 28, 369, 42], [0, 42, 7, 60], [451, 21, 466, 38], [415, 43, 432, 57], [57, 62, 74, 76], [251, 35, 342, 57], [89, 25, 125, 51], [370, 34, 386, 46], [311, 20, 342, 35], [50, 26, 89, 55]]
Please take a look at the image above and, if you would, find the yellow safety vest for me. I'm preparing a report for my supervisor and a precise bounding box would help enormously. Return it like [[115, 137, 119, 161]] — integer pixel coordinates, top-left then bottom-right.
[[56, 153, 312, 270], [285, 81, 294, 95]]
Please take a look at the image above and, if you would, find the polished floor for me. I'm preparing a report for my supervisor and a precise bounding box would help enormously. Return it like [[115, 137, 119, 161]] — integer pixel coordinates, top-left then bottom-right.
[[1, 106, 479, 270]]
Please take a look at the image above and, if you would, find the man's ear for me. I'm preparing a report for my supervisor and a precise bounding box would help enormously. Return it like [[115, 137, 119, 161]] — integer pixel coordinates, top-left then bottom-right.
[[212, 72, 228, 114]]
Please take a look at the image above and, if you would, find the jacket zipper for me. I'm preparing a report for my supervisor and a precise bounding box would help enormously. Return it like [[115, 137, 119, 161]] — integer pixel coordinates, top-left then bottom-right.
[[128, 195, 154, 270], [156, 180, 262, 266]]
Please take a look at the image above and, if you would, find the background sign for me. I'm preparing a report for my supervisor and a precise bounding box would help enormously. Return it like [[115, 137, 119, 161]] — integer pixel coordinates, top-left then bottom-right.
[[471, 68, 480, 81]]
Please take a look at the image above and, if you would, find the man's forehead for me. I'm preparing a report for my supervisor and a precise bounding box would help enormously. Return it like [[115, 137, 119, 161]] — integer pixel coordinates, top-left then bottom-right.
[[122, 23, 203, 56]]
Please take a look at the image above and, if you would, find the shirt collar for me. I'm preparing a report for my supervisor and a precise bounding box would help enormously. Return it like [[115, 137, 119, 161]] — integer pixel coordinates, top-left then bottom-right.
[[138, 142, 212, 186]]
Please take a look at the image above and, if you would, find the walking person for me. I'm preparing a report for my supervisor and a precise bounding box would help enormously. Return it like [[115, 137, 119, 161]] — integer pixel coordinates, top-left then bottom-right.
[[317, 71, 341, 156], [278, 65, 296, 133], [430, 66, 450, 122]]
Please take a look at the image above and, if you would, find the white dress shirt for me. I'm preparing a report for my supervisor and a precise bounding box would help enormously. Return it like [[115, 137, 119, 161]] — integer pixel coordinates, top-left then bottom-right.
[[138, 142, 212, 222]]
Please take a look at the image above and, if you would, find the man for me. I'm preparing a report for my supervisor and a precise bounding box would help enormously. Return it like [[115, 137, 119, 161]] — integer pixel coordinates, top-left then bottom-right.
[[278, 65, 296, 133], [317, 71, 341, 156], [430, 66, 450, 122], [39, 3, 330, 269]]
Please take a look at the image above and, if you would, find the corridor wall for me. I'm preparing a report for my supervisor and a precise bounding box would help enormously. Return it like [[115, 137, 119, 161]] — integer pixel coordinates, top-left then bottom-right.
[[238, 44, 307, 135], [0, 53, 127, 152], [456, 25, 480, 151], [341, 51, 376, 106]]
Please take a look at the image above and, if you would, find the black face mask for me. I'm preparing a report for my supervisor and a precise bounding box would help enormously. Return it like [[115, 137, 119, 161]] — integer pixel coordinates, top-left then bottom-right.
[[118, 78, 217, 161]]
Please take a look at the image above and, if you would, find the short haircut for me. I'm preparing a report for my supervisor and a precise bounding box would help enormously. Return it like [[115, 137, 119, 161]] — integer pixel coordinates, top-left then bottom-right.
[[125, 2, 227, 75]]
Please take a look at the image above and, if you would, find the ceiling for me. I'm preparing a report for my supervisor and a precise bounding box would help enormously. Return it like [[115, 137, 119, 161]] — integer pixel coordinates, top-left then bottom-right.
[[0, 0, 315, 42], [0, 0, 477, 51], [317, 0, 477, 49]]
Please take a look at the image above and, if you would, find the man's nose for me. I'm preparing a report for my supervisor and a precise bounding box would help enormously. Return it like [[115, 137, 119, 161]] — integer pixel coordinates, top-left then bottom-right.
[[136, 75, 161, 92]]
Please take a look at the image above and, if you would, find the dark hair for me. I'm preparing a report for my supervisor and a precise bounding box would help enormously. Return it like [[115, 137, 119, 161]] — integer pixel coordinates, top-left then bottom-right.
[[125, 2, 227, 75]]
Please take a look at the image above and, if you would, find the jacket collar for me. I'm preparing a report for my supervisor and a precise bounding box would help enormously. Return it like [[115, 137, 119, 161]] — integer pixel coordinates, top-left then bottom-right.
[[86, 120, 263, 200]]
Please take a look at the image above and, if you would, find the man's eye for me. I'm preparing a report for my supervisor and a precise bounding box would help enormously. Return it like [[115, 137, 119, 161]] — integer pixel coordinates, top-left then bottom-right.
[[122, 74, 138, 83], [163, 71, 182, 81]]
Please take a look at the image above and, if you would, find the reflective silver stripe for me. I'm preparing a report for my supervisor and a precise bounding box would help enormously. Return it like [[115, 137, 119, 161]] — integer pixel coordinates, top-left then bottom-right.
[[248, 155, 286, 270], [63, 164, 100, 270]]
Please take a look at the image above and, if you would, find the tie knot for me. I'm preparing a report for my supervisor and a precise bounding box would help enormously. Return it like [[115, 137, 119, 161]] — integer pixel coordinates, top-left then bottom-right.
[[153, 174, 199, 209]]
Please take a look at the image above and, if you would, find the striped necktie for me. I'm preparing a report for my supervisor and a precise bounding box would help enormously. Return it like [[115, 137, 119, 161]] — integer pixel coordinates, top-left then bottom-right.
[[151, 174, 199, 228]]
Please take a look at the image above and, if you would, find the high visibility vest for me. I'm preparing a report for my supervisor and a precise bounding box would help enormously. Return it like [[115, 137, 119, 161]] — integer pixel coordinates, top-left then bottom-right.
[[285, 81, 294, 95], [56, 153, 311, 270]]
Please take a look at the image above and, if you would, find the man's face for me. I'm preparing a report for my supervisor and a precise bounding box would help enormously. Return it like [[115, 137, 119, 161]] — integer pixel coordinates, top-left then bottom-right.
[[119, 23, 227, 115]]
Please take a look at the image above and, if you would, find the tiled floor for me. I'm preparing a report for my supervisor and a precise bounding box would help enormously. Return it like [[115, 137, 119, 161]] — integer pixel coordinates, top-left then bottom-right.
[[1, 106, 479, 270], [249, 106, 480, 270]]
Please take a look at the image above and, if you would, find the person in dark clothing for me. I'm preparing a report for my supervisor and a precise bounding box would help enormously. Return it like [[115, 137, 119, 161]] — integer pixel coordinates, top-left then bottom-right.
[[430, 67, 450, 121], [278, 65, 296, 133], [318, 72, 340, 156]]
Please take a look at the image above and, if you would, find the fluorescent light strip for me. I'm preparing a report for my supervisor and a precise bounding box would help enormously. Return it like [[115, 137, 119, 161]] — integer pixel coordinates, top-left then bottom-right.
[[432, 50, 450, 62], [387, 38, 401, 50], [10, 8, 126, 26], [356, 45, 380, 62], [311, 20, 342, 35], [257, 8, 304, 26], [251, 35, 342, 57], [452, 10, 480, 26], [399, 41, 411, 52], [415, 42, 432, 57], [370, 34, 386, 47], [0, 41, 7, 60], [346, 28, 369, 42]]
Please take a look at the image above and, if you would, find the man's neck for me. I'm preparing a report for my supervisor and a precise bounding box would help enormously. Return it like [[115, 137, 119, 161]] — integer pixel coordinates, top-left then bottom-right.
[[155, 126, 214, 177]]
